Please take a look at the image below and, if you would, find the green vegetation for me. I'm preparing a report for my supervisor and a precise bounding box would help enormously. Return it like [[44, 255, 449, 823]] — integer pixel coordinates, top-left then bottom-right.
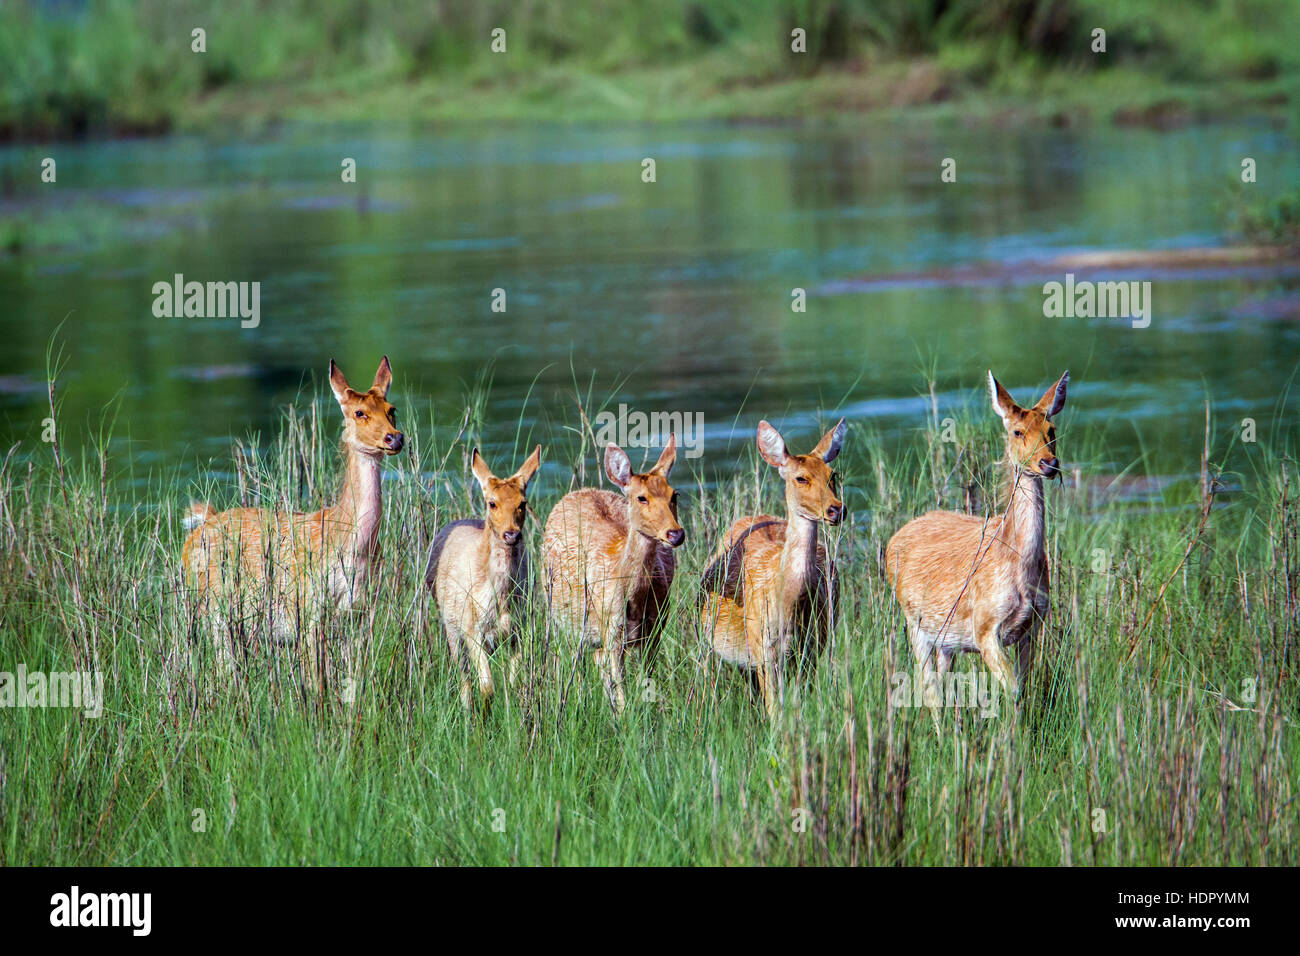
[[1225, 183, 1300, 247], [3, 0, 1300, 138], [2, 366, 1296, 865]]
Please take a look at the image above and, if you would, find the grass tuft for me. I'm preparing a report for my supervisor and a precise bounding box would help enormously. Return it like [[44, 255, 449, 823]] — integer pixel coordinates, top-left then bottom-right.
[[1, 368, 1296, 864]]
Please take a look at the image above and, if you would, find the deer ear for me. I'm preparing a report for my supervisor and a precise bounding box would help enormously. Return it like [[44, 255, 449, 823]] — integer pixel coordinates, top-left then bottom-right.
[[605, 444, 632, 488], [329, 360, 353, 404], [371, 355, 393, 398], [470, 449, 495, 490], [512, 444, 542, 489], [812, 418, 847, 463], [651, 433, 677, 478], [988, 371, 1018, 422], [756, 421, 788, 469], [1033, 370, 1069, 420]]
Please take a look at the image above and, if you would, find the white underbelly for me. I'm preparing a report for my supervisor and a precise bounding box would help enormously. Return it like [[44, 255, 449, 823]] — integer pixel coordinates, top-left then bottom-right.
[[714, 642, 758, 668], [921, 623, 1022, 653], [927, 629, 979, 653]]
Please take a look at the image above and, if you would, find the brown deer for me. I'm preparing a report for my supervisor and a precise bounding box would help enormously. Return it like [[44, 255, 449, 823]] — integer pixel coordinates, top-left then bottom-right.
[[542, 436, 684, 714], [425, 445, 542, 709], [698, 419, 846, 717], [885, 370, 1068, 714], [181, 356, 404, 689]]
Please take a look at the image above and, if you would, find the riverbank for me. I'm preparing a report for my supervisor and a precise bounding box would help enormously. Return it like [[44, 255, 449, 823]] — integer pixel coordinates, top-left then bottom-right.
[[11, 53, 1300, 142], [4, 0, 1300, 141], [181, 57, 1299, 133]]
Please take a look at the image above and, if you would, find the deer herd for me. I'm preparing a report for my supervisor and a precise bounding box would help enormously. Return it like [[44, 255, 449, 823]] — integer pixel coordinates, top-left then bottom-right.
[[181, 356, 1070, 723]]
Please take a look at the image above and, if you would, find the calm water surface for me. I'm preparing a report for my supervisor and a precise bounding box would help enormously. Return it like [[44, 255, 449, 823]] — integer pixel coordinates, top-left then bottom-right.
[[1, 119, 1297, 502]]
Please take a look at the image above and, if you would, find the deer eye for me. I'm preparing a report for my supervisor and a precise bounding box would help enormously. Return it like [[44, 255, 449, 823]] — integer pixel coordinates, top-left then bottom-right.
[[489, 501, 498, 510], [796, 476, 809, 484], [637, 495, 648, 504], [354, 410, 366, 420], [1013, 429, 1023, 437]]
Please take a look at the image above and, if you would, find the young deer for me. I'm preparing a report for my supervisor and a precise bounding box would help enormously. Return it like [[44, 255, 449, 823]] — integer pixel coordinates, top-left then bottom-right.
[[425, 445, 542, 709], [698, 419, 846, 717], [542, 436, 684, 714], [885, 371, 1068, 712], [181, 356, 404, 689]]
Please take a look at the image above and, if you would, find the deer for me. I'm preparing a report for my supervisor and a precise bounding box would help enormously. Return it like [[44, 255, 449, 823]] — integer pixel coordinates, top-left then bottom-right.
[[425, 445, 542, 710], [542, 436, 684, 715], [698, 419, 846, 717], [885, 370, 1068, 718], [181, 356, 404, 690]]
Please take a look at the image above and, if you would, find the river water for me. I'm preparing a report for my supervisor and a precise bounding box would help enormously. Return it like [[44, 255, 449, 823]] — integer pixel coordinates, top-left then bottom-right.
[[1, 118, 1297, 499]]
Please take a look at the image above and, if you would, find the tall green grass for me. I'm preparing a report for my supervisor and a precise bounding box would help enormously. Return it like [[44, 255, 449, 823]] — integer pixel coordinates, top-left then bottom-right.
[[4, 0, 1299, 136], [1, 366, 1296, 865]]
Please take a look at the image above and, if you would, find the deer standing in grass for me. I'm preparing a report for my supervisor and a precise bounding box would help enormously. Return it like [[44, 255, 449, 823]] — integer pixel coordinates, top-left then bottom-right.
[[885, 371, 1068, 715], [181, 356, 404, 689], [425, 445, 542, 709], [698, 419, 846, 717], [543, 437, 684, 714]]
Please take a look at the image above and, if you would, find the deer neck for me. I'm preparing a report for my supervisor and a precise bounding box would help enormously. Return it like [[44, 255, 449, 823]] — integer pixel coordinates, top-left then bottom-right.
[[1001, 465, 1046, 579], [476, 523, 521, 582], [780, 510, 821, 608], [332, 445, 384, 564], [617, 521, 659, 599]]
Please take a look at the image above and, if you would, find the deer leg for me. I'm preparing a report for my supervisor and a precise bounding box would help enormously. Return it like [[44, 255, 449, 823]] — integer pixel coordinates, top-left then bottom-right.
[[773, 657, 788, 715], [499, 607, 522, 691], [757, 659, 777, 718], [609, 640, 627, 715], [746, 614, 778, 718], [907, 620, 947, 737], [466, 630, 495, 705], [299, 617, 326, 694], [338, 621, 360, 704], [209, 614, 236, 680], [507, 640, 522, 690], [445, 622, 473, 711], [756, 628, 780, 718], [595, 627, 627, 715], [766, 626, 789, 716], [1014, 631, 1036, 700], [976, 619, 1017, 703], [907, 619, 943, 709], [931, 645, 959, 734]]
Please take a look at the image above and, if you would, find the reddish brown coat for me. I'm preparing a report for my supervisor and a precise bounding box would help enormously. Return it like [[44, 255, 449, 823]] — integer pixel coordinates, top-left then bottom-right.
[[181, 357, 403, 687], [543, 437, 683, 713], [698, 419, 846, 716], [885, 371, 1068, 710]]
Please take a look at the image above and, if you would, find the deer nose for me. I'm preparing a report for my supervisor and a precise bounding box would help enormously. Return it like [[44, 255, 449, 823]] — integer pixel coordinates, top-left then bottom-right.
[[1040, 457, 1060, 477], [826, 504, 844, 525], [385, 432, 404, 451], [665, 528, 686, 548], [502, 529, 520, 545]]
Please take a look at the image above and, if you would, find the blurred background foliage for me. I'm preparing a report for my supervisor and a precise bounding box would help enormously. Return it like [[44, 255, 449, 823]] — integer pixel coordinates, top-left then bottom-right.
[[2, 0, 1299, 138]]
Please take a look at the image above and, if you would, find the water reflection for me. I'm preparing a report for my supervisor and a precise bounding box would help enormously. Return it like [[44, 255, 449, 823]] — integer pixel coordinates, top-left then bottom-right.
[[0, 120, 1295, 494]]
